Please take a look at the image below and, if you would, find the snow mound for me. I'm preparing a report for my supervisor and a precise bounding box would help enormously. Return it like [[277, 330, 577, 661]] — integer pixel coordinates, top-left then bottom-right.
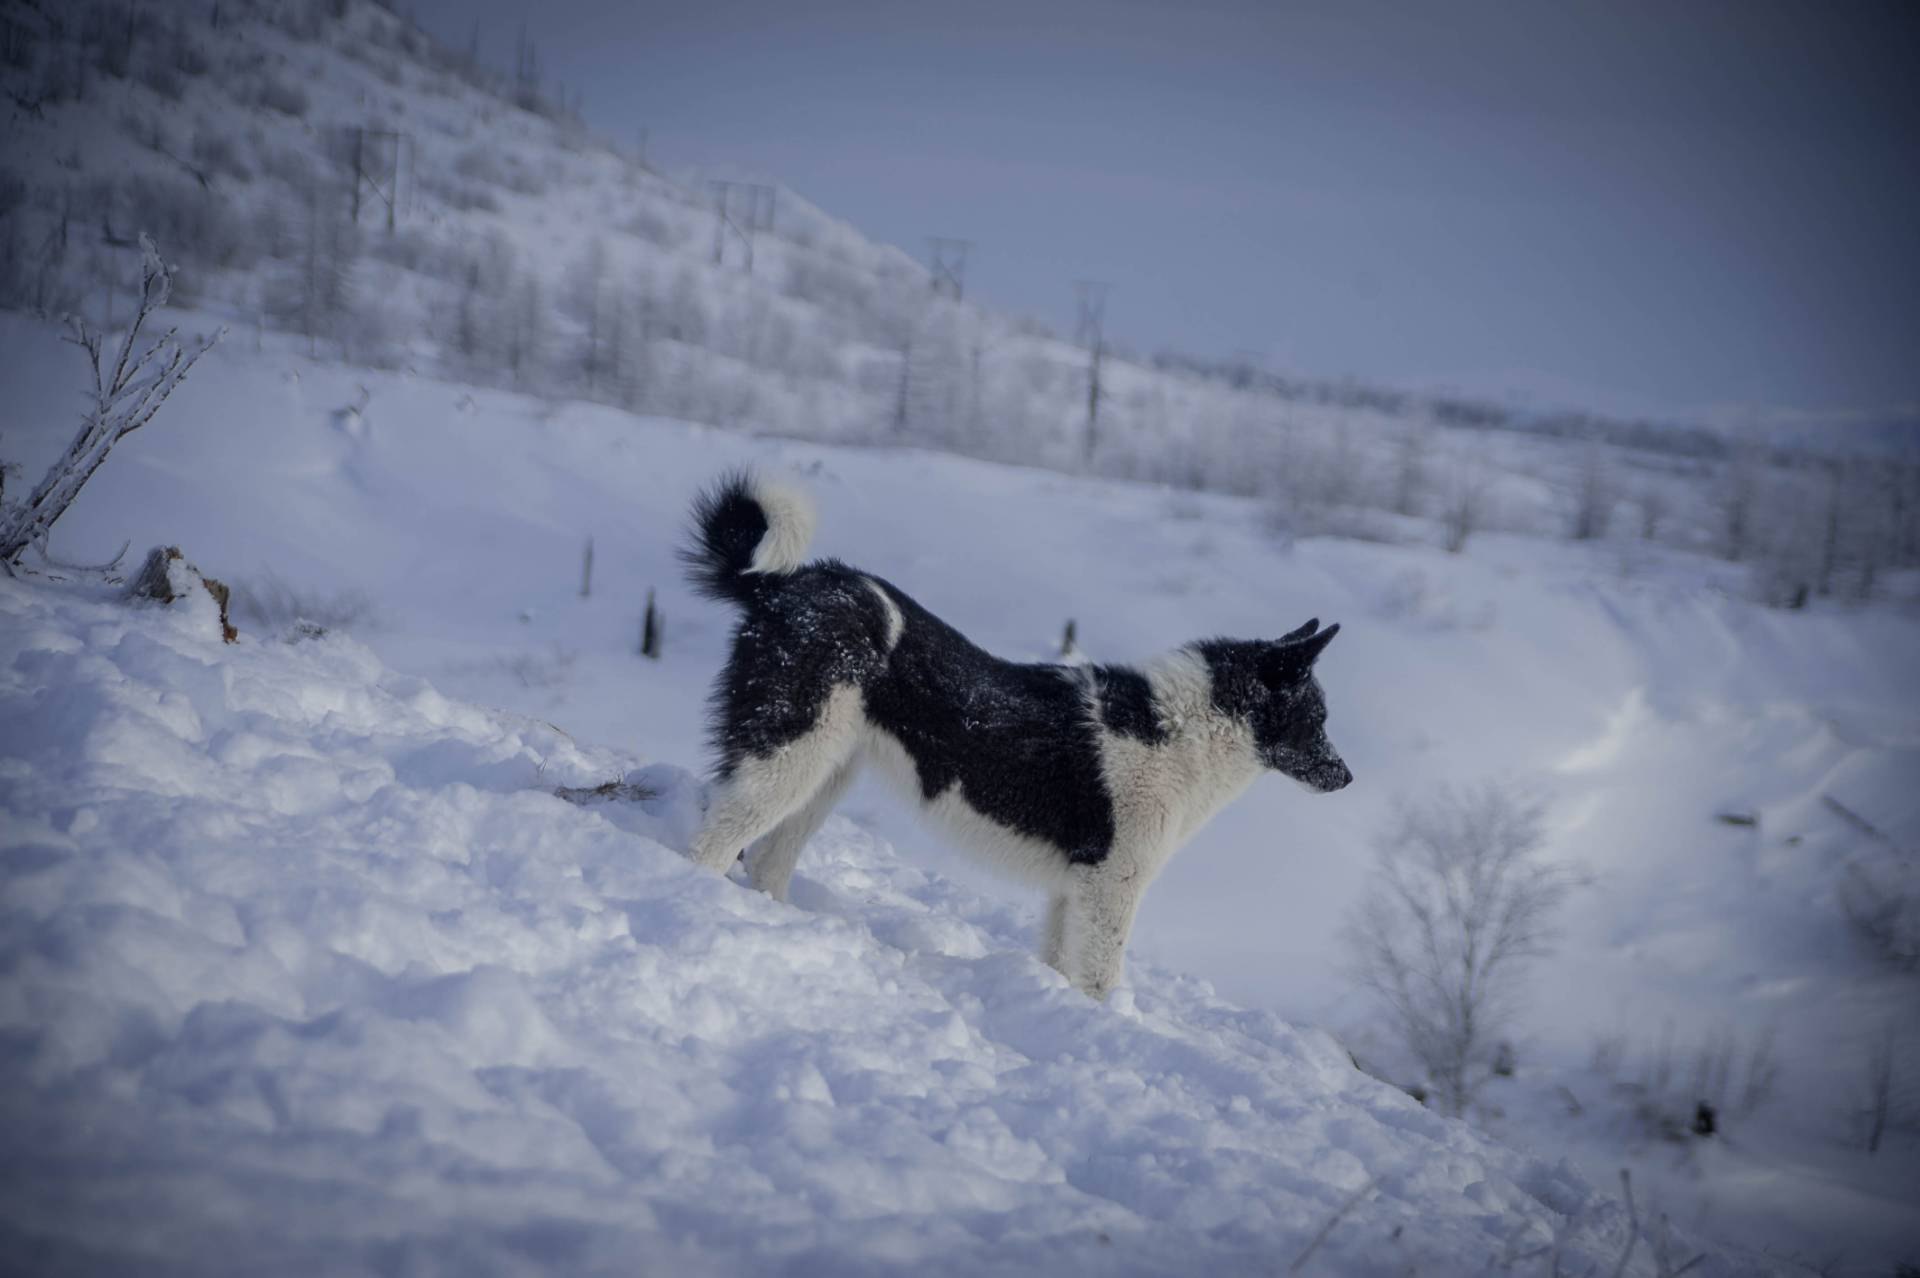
[[0, 578, 1727, 1275]]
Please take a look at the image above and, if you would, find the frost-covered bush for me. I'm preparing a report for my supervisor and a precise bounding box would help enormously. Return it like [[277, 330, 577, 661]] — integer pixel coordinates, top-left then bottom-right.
[[116, 172, 260, 270], [255, 140, 318, 191], [1590, 1022, 1782, 1144], [229, 571, 379, 637], [168, 26, 213, 78], [1565, 439, 1618, 541], [253, 71, 310, 118], [499, 645, 577, 690], [1342, 782, 1576, 1116], [451, 146, 504, 187], [265, 181, 360, 353], [1840, 850, 1919, 971], [624, 205, 685, 249], [192, 129, 253, 183], [138, 59, 185, 101], [416, 171, 499, 214], [452, 146, 546, 197]]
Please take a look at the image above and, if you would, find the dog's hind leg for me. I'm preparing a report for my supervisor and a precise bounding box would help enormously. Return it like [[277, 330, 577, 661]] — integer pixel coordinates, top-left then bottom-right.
[[688, 687, 865, 875], [747, 759, 859, 902], [1040, 893, 1070, 976], [1065, 865, 1144, 1001]]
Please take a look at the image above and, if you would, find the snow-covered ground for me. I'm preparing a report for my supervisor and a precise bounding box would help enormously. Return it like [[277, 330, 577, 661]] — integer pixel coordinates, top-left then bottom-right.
[[3, 311, 1917, 1272], [12, 569, 1654, 1276]]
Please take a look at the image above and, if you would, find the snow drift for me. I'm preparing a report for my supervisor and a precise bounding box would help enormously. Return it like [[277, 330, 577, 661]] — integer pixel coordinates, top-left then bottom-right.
[[0, 576, 1713, 1276]]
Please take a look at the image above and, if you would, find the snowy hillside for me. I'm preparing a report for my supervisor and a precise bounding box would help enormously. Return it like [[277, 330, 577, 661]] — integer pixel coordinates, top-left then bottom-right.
[[3, 308, 1917, 1270], [5, 0, 1915, 591], [3, 0, 1919, 1270], [1, 564, 1729, 1277]]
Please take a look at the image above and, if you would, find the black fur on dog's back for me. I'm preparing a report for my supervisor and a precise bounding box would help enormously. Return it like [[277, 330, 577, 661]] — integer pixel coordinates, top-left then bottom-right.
[[683, 473, 1349, 880]]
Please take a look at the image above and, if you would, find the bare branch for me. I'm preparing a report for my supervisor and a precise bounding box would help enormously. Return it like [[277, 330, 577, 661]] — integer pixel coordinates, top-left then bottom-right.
[[1342, 781, 1575, 1115], [0, 238, 221, 566], [1288, 1178, 1376, 1274]]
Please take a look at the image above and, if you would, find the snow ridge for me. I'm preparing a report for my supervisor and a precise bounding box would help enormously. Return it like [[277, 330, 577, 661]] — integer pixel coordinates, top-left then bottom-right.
[[0, 577, 1703, 1276]]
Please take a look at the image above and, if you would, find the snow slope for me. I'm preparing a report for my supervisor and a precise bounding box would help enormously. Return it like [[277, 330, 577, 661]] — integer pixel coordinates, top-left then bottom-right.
[[2, 308, 1916, 1271], [0, 573, 1705, 1277]]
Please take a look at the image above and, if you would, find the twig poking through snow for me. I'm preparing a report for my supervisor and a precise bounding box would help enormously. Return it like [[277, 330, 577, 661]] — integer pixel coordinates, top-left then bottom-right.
[[1288, 1177, 1376, 1274], [553, 778, 658, 806], [1610, 1169, 1640, 1278]]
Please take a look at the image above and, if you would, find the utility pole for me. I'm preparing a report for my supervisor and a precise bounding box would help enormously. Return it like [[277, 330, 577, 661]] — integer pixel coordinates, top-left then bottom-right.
[[349, 127, 407, 233], [709, 181, 776, 273], [928, 238, 971, 300], [1074, 281, 1110, 464]]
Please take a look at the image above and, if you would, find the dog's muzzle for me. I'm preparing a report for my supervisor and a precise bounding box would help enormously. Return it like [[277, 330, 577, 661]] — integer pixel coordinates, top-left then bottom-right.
[[1313, 762, 1353, 793]]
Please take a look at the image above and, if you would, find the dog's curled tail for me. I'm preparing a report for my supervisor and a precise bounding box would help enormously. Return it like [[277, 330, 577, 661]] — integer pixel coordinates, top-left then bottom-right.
[[681, 470, 817, 603]]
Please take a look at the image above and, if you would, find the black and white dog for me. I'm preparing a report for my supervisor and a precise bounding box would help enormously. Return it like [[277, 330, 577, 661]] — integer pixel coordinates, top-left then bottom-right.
[[683, 472, 1352, 1000]]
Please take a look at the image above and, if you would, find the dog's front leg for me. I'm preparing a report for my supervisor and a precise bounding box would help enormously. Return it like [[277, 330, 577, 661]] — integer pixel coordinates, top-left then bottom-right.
[[1040, 892, 1071, 976], [1067, 866, 1142, 1002]]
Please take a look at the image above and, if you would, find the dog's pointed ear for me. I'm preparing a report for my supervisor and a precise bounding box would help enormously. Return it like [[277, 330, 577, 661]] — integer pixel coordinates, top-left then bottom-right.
[[1279, 617, 1320, 643], [1262, 622, 1340, 685]]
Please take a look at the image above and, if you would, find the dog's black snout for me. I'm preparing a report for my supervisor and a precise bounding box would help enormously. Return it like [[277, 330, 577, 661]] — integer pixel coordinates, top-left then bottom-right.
[[1324, 761, 1353, 792]]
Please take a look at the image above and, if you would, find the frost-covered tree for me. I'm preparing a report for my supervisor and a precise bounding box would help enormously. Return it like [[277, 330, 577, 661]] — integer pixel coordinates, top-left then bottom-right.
[[1716, 440, 1763, 562], [1439, 447, 1492, 554], [1391, 421, 1430, 517], [1, 237, 219, 568], [658, 266, 708, 346], [1566, 438, 1617, 541], [1343, 783, 1576, 1116], [1636, 481, 1672, 541], [503, 273, 546, 389], [266, 179, 358, 355], [562, 237, 616, 394]]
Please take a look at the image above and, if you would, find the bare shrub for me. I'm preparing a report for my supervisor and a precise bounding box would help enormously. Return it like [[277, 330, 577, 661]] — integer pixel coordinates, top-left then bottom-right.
[[416, 171, 499, 214], [1440, 448, 1493, 554], [169, 26, 212, 78], [1590, 1021, 1782, 1143], [1391, 423, 1430, 517], [265, 179, 359, 354], [1566, 439, 1617, 541], [1342, 782, 1577, 1115], [1636, 483, 1672, 541], [191, 129, 253, 183], [499, 645, 577, 690], [624, 205, 684, 248], [1, 237, 219, 567], [452, 146, 546, 196], [1716, 442, 1763, 561], [1832, 795, 1920, 970], [256, 141, 317, 190], [116, 172, 259, 270], [228, 570, 378, 637], [138, 60, 185, 101], [252, 71, 310, 118], [1861, 1022, 1898, 1154]]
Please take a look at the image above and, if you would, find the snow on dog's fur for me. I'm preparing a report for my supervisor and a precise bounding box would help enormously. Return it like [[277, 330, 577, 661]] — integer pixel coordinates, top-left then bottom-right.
[[682, 471, 1352, 999]]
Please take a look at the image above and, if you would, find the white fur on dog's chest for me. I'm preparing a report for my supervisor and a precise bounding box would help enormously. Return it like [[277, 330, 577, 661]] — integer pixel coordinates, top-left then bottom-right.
[[1095, 650, 1264, 880]]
